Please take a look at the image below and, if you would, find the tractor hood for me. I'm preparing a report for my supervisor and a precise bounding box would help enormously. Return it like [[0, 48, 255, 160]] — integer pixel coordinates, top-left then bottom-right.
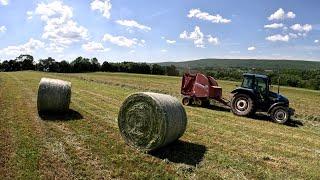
[[269, 91, 289, 104]]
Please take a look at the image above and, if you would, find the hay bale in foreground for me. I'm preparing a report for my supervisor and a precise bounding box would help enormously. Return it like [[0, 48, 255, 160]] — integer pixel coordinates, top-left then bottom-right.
[[37, 78, 71, 113], [118, 92, 188, 151]]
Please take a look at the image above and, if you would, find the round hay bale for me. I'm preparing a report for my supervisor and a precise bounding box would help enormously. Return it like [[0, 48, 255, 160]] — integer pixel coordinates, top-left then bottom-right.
[[118, 92, 188, 151], [37, 78, 71, 113]]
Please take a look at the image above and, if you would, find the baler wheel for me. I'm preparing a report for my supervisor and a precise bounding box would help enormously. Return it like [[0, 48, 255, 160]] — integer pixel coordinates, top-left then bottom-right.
[[182, 97, 191, 106], [195, 99, 203, 107]]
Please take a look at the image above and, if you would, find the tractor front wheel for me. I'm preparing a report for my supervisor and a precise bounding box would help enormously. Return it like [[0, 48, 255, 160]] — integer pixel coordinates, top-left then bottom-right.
[[270, 106, 290, 124], [231, 94, 255, 116]]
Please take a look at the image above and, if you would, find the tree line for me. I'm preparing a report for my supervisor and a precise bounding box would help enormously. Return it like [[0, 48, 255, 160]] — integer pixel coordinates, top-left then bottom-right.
[[0, 55, 179, 76], [1, 54, 319, 90]]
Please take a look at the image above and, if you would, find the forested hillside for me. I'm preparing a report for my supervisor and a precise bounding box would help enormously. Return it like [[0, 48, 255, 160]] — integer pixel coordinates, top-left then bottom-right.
[[159, 59, 320, 70]]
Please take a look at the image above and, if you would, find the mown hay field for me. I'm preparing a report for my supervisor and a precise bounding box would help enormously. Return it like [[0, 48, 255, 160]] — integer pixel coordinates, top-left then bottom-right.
[[0, 71, 319, 179]]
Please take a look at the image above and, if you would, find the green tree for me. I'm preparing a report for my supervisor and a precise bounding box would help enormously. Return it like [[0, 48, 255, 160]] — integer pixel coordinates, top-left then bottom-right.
[[58, 60, 71, 73], [36, 57, 58, 72], [90, 57, 101, 72], [151, 64, 165, 75], [101, 61, 112, 72], [165, 65, 179, 76], [71, 56, 91, 73], [16, 54, 34, 70]]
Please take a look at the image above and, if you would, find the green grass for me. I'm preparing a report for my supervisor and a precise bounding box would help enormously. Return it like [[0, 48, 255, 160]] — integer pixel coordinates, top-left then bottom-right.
[[0, 71, 319, 179]]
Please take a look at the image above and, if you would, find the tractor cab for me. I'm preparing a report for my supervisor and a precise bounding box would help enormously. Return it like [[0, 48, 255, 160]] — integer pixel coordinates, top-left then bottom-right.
[[231, 73, 294, 124], [241, 73, 269, 98]]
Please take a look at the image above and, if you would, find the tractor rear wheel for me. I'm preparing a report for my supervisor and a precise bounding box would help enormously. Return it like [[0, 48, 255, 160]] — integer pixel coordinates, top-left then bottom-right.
[[231, 94, 255, 116], [270, 106, 290, 124]]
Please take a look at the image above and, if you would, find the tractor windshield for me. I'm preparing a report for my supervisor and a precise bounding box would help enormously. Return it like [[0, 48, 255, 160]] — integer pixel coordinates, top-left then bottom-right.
[[241, 76, 254, 89], [255, 77, 268, 95]]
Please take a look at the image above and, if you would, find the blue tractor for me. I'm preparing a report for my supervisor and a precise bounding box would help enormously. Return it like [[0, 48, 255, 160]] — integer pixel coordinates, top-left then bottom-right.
[[230, 73, 294, 124]]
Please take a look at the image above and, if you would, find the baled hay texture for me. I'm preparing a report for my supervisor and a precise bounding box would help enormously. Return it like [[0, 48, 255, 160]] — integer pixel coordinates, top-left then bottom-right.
[[37, 78, 72, 113], [118, 92, 188, 151]]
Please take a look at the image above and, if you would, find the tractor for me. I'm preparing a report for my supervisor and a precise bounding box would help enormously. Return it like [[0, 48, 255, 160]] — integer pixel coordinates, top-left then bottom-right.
[[181, 73, 294, 124], [230, 73, 294, 124]]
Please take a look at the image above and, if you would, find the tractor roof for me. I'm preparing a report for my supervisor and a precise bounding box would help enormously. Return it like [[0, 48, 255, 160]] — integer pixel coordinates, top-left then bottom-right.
[[243, 73, 269, 79]]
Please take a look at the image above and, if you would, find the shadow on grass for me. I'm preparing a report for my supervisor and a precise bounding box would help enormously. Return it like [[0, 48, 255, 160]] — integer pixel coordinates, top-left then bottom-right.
[[207, 104, 230, 112], [188, 104, 304, 127], [39, 109, 83, 121], [251, 113, 304, 127], [149, 140, 207, 167], [285, 118, 304, 127]]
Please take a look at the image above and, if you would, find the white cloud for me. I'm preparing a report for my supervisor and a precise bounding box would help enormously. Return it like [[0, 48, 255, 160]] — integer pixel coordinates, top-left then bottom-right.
[[0, 38, 45, 55], [264, 23, 284, 29], [290, 24, 312, 32], [129, 50, 135, 53], [0, 0, 8, 6], [207, 35, 219, 45], [34, 1, 89, 52], [166, 40, 176, 44], [162, 37, 176, 44], [289, 33, 298, 39], [268, 8, 296, 21], [35, 1, 73, 23], [103, 33, 144, 48], [230, 51, 240, 54], [115, 20, 151, 31], [82, 41, 109, 52], [91, 0, 112, 19], [287, 11, 296, 19], [266, 34, 289, 42], [180, 26, 205, 48], [161, 49, 167, 52], [26, 11, 33, 20], [0, 25, 6, 33], [248, 46, 256, 51], [45, 43, 64, 53], [188, 9, 231, 24], [315, 40, 319, 43]]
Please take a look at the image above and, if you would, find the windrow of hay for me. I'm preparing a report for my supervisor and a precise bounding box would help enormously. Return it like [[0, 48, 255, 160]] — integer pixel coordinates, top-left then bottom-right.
[[118, 92, 188, 151], [37, 78, 71, 113]]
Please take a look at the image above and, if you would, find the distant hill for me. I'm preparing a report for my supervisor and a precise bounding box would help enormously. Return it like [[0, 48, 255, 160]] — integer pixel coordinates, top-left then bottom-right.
[[159, 59, 320, 70]]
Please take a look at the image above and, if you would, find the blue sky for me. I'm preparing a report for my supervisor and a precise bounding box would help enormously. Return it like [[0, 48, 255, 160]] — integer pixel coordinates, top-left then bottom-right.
[[0, 0, 320, 62]]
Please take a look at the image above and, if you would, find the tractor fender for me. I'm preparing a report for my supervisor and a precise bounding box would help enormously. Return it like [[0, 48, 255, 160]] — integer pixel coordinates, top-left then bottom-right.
[[231, 88, 257, 101], [267, 102, 287, 114]]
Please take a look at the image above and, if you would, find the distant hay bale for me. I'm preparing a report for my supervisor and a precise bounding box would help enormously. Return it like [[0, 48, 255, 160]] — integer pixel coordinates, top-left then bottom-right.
[[118, 92, 188, 151], [37, 78, 71, 113]]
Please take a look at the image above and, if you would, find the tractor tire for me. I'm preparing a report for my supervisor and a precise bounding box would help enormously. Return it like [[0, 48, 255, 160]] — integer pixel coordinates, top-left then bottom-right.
[[231, 94, 255, 117], [182, 97, 191, 106], [270, 106, 290, 124]]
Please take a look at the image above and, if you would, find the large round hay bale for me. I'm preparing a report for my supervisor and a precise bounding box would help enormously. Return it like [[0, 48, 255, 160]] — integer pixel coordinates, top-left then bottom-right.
[[37, 78, 71, 113], [118, 92, 188, 151]]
